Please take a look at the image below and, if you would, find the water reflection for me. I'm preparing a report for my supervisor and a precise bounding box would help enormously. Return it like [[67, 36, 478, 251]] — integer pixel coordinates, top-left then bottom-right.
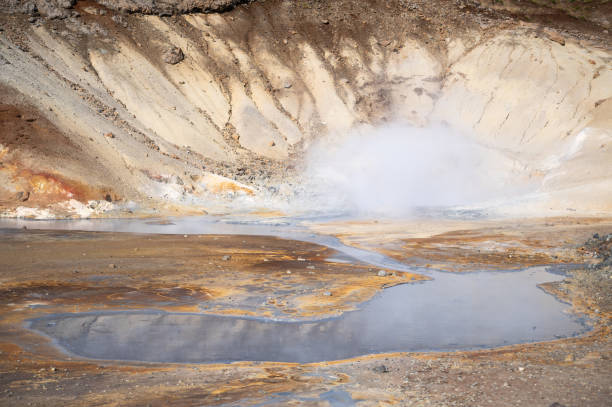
[[30, 268, 587, 363]]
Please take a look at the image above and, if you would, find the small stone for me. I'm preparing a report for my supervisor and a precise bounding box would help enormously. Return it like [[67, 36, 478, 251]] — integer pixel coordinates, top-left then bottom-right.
[[377, 270, 387, 277], [321, 19, 330, 25], [16, 191, 30, 202], [286, 270, 292, 274], [517, 366, 525, 372], [221, 255, 231, 261], [564, 354, 574, 362], [297, 257, 306, 261], [163, 46, 184, 65], [50, 367, 57, 372], [372, 365, 389, 373], [112, 15, 128, 28], [104, 132, 115, 138], [283, 82, 292, 89], [544, 29, 565, 46], [269, 141, 276, 147], [108, 263, 117, 269], [183, 234, 188, 238], [306, 265, 315, 270], [323, 291, 332, 296]]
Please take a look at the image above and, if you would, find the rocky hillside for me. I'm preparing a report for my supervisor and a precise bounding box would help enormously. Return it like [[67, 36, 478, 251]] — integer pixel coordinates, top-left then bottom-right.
[[0, 0, 252, 16], [0, 0, 610, 217]]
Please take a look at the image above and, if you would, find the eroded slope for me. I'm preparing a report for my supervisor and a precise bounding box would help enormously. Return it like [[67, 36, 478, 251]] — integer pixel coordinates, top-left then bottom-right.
[[0, 0, 610, 217]]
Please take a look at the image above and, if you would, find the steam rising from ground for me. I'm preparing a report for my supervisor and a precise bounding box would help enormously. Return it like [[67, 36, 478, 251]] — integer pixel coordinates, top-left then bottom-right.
[[301, 124, 524, 216]]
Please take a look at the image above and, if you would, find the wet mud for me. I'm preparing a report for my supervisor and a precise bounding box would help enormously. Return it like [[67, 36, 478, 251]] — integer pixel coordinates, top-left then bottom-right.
[[0, 217, 610, 406]]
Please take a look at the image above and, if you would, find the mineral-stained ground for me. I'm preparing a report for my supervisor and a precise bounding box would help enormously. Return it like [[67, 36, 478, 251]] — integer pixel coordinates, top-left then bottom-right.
[[0, 217, 610, 406], [0, 0, 611, 405]]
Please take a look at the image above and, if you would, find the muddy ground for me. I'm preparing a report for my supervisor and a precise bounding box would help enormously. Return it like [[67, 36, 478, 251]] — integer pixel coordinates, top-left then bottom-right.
[[0, 217, 610, 406]]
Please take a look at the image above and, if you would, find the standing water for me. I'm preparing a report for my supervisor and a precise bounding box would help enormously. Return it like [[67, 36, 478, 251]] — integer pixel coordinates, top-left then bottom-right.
[[0, 217, 589, 363]]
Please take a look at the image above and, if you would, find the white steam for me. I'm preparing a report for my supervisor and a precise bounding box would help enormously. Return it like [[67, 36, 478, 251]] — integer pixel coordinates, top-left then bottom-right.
[[301, 124, 526, 216]]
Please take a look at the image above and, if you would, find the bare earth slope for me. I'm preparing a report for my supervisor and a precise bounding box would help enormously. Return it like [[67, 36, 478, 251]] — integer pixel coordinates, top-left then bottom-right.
[[0, 0, 611, 217]]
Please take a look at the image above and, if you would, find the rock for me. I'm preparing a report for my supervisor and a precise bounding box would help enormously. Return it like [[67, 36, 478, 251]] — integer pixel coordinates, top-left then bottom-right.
[[323, 291, 332, 296], [111, 15, 128, 28], [171, 175, 184, 185], [544, 29, 565, 46], [108, 263, 117, 269], [564, 354, 574, 362], [162, 46, 184, 65], [269, 141, 276, 147], [221, 255, 231, 261], [283, 82, 292, 89], [104, 132, 115, 138], [321, 19, 330, 25], [549, 403, 567, 407], [15, 191, 30, 202], [372, 364, 389, 373], [36, 0, 75, 19], [297, 257, 306, 261], [377, 270, 387, 277]]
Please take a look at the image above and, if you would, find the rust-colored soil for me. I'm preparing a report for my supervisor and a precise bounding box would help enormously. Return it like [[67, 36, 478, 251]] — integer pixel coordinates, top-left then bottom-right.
[[0, 223, 610, 406], [0, 96, 116, 210]]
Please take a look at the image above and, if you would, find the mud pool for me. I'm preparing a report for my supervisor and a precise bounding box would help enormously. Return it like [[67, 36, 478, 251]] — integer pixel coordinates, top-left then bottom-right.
[[1, 217, 590, 364]]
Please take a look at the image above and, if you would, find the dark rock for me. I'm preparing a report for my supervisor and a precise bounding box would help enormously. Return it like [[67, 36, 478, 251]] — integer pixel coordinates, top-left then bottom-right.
[[372, 364, 389, 373], [163, 46, 184, 65], [93, 0, 252, 14], [16, 191, 30, 202], [1, 0, 251, 16]]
